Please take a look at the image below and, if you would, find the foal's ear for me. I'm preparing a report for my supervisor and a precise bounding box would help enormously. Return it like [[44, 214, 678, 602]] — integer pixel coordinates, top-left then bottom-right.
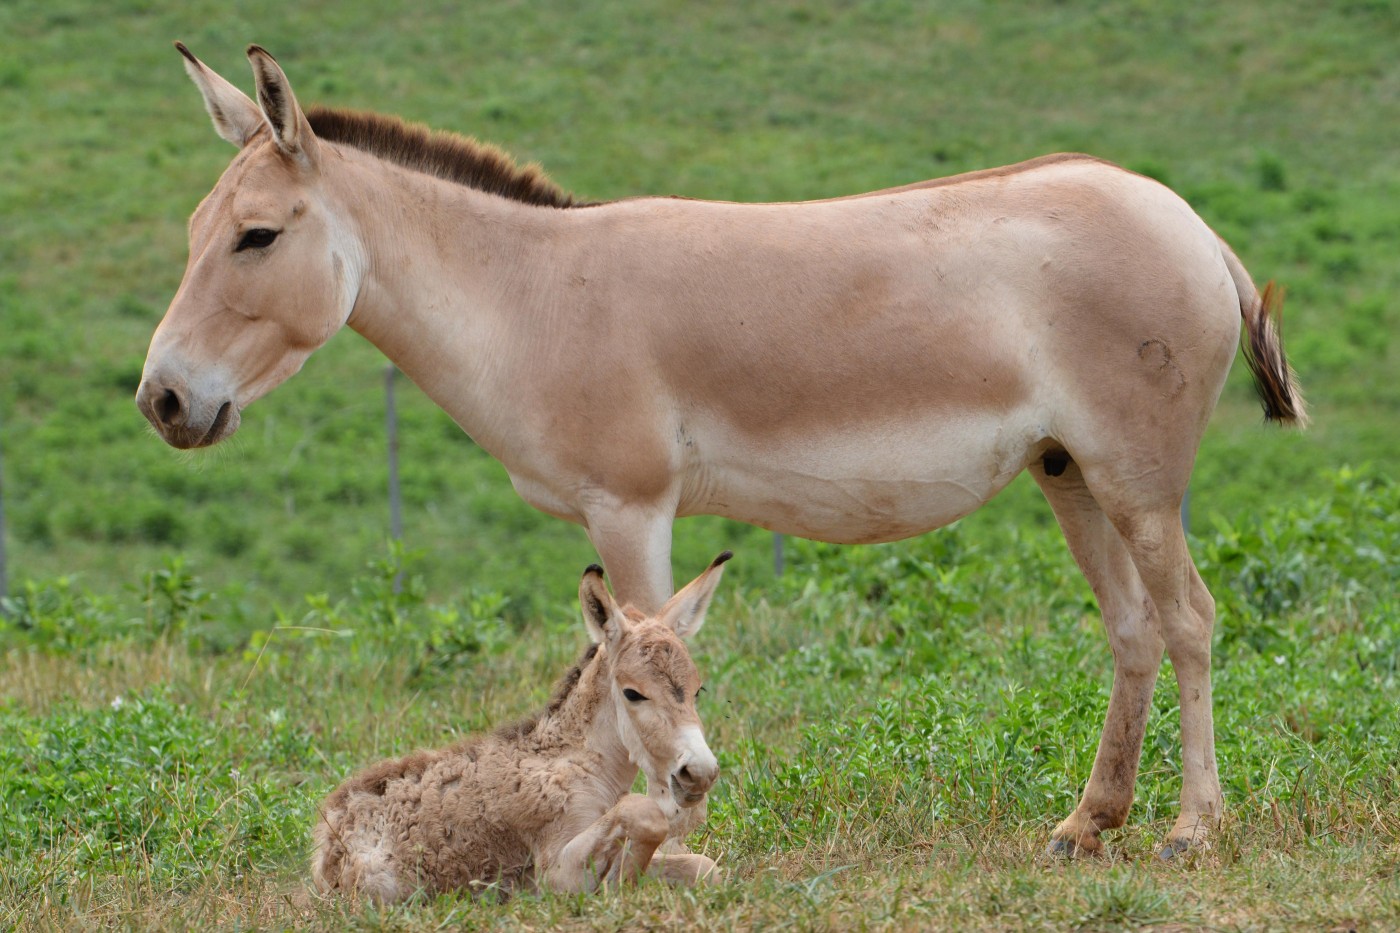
[[656, 551, 732, 640], [580, 565, 626, 647], [245, 45, 321, 170], [175, 42, 264, 148]]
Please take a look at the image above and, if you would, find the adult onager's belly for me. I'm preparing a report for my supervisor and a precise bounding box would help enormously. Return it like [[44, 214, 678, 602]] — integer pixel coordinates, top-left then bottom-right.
[[680, 407, 1041, 543]]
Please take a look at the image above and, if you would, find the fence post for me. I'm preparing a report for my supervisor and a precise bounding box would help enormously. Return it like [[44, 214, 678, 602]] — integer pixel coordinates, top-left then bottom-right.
[[385, 365, 404, 594], [773, 532, 784, 578], [0, 421, 8, 604]]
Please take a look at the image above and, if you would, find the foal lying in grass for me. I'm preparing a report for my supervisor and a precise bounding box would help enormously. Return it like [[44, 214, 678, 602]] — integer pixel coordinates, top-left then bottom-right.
[[312, 554, 730, 902]]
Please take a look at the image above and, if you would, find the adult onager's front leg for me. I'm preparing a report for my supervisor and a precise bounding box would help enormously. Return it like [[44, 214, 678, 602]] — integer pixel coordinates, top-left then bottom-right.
[[540, 795, 671, 894], [584, 503, 677, 614]]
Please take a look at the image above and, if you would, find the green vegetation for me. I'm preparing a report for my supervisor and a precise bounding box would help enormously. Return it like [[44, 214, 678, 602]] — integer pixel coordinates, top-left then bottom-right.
[[2, 0, 1397, 928], [4, 472, 1397, 928]]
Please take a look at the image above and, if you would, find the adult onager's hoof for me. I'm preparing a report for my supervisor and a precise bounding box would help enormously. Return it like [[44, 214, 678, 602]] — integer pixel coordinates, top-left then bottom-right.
[[1157, 826, 1211, 861], [1045, 809, 1113, 859], [1157, 811, 1215, 861], [1044, 834, 1104, 860], [1156, 837, 1193, 861]]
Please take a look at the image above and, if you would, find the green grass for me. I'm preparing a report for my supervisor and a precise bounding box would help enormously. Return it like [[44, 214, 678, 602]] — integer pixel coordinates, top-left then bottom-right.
[[3, 472, 1398, 928], [3, 0, 1400, 928]]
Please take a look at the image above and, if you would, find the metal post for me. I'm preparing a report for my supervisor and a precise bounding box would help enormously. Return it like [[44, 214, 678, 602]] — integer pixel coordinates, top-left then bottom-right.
[[385, 365, 404, 594], [0, 422, 8, 604], [773, 532, 784, 578]]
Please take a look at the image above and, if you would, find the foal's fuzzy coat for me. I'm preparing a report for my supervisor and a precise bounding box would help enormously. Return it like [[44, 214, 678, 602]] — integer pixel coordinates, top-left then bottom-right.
[[312, 555, 729, 901]]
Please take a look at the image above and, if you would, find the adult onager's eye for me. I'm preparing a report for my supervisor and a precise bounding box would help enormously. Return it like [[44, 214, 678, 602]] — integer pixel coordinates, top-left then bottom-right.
[[236, 228, 280, 251], [622, 688, 648, 702]]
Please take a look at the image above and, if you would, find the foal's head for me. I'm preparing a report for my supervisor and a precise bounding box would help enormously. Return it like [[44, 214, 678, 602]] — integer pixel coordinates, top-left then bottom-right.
[[580, 553, 731, 817]]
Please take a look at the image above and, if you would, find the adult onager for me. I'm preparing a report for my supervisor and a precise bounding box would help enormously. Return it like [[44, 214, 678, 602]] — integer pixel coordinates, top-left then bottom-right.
[[313, 554, 729, 901], [140, 46, 1306, 859]]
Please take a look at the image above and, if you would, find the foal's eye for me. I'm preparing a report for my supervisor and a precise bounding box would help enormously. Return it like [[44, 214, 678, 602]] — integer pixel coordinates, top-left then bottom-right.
[[622, 688, 647, 703], [236, 228, 280, 252]]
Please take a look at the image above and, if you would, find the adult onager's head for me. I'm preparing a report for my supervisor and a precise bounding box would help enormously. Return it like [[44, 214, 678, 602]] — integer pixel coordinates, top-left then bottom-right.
[[313, 553, 730, 901], [137, 43, 365, 448]]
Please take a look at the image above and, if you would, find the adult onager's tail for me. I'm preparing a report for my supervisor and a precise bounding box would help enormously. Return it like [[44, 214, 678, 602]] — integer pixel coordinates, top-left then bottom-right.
[[1219, 239, 1309, 427]]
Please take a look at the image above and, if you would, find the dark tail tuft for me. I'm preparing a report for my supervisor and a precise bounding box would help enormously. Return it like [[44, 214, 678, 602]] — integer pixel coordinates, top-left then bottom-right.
[[1241, 281, 1308, 428]]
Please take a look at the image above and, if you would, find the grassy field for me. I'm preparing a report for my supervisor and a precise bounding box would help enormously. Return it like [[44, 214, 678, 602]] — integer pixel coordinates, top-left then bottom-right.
[[2, 0, 1399, 929], [4, 473, 1397, 929]]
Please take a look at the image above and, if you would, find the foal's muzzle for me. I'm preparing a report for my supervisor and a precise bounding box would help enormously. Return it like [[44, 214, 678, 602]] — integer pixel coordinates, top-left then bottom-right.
[[670, 757, 719, 808]]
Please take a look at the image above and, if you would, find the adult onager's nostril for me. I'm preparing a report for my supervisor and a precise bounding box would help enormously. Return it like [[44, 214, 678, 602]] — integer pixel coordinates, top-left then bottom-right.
[[137, 381, 178, 430], [155, 388, 184, 426], [678, 765, 693, 782]]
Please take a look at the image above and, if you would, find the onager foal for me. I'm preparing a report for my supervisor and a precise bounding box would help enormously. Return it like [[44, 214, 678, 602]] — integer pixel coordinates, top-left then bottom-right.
[[312, 554, 730, 902]]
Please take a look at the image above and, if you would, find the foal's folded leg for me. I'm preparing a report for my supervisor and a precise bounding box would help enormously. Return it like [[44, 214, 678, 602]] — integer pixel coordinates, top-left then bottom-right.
[[648, 852, 720, 886], [539, 795, 670, 894], [651, 798, 719, 884]]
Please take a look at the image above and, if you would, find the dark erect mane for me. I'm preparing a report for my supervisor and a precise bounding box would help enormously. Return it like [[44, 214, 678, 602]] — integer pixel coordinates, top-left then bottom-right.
[[492, 642, 602, 743], [306, 105, 592, 209]]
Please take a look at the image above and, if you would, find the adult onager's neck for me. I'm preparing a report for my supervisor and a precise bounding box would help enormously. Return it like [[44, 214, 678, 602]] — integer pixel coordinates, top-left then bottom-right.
[[329, 142, 582, 468]]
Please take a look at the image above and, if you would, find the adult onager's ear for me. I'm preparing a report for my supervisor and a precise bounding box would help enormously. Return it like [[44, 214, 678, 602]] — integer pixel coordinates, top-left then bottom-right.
[[245, 45, 320, 169], [175, 41, 264, 147], [656, 551, 732, 640], [580, 565, 627, 648]]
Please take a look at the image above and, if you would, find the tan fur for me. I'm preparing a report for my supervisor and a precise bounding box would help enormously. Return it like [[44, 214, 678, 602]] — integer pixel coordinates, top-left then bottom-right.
[[144, 47, 1309, 861], [312, 557, 729, 902]]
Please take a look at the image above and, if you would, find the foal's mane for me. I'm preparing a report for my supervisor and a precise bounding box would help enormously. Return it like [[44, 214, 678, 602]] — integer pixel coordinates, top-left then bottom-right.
[[492, 643, 602, 743], [306, 106, 592, 209]]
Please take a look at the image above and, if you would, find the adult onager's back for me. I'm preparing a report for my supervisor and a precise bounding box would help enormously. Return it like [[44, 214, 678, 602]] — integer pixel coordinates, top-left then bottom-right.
[[142, 46, 1306, 860], [313, 555, 729, 901]]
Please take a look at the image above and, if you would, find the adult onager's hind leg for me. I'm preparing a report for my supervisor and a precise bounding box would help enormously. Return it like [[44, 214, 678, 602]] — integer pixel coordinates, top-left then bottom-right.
[[1115, 507, 1222, 857], [1034, 461, 1165, 857], [1070, 455, 1223, 859], [540, 795, 671, 893]]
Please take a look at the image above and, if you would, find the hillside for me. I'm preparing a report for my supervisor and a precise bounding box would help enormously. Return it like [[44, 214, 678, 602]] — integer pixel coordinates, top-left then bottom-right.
[[1, 2, 1397, 616]]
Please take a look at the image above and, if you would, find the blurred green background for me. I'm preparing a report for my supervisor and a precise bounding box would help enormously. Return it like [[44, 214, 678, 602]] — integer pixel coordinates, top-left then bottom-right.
[[1, 0, 1396, 629]]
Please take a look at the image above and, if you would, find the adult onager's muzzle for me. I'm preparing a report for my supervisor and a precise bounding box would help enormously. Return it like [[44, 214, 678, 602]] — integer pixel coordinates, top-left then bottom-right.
[[135, 375, 239, 450]]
